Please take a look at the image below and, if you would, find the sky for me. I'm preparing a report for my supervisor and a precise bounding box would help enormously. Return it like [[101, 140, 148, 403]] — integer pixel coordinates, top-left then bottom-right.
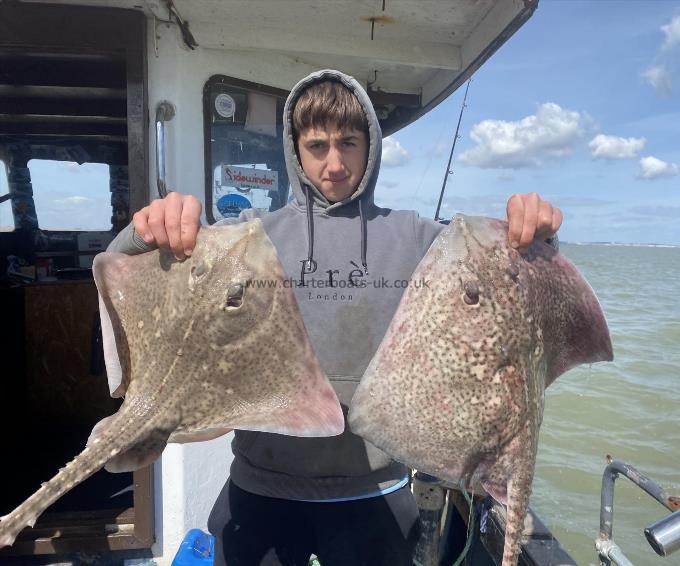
[[1, 1, 678, 243], [0, 160, 111, 232], [376, 0, 680, 245]]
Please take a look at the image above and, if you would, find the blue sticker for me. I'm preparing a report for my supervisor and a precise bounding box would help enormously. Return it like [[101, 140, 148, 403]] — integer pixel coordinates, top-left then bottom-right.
[[217, 194, 252, 218]]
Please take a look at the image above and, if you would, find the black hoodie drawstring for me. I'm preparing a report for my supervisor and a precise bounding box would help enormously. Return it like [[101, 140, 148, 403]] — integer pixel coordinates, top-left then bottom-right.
[[304, 185, 315, 272], [359, 198, 368, 275], [304, 184, 369, 275]]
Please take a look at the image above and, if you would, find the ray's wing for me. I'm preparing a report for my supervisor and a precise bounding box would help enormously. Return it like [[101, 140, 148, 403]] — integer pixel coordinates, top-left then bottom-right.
[[524, 247, 613, 385], [167, 319, 345, 439], [92, 251, 145, 397]]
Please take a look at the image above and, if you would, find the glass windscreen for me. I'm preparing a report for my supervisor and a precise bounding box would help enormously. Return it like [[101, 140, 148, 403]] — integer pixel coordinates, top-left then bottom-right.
[[28, 159, 112, 231]]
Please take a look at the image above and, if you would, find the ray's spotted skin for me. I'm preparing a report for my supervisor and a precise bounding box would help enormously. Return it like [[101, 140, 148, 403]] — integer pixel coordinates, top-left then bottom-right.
[[0, 220, 344, 548], [349, 214, 613, 566]]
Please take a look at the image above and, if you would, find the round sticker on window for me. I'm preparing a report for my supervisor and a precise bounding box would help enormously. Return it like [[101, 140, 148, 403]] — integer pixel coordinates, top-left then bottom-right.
[[215, 94, 236, 118], [217, 194, 251, 218]]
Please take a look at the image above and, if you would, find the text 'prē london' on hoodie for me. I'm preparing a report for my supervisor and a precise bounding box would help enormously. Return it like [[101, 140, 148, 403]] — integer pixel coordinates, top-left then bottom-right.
[[107, 69, 445, 501]]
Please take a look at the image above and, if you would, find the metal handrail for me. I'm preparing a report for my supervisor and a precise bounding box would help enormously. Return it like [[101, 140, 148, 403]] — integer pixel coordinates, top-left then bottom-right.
[[597, 458, 680, 565], [155, 101, 176, 198]]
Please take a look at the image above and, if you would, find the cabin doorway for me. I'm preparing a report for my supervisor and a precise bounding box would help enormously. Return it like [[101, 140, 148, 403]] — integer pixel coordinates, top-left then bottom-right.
[[0, 3, 152, 563]]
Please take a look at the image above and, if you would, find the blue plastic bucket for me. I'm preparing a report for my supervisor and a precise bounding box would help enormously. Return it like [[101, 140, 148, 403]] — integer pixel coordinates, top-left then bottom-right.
[[171, 528, 215, 566]]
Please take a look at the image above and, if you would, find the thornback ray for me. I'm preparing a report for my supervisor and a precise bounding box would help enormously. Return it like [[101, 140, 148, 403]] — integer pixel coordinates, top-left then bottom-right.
[[348, 214, 613, 566], [0, 219, 344, 548]]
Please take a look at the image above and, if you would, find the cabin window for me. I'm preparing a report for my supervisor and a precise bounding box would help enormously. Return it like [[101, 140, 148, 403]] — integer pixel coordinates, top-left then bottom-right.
[[203, 76, 290, 224], [28, 160, 112, 231], [0, 160, 13, 232]]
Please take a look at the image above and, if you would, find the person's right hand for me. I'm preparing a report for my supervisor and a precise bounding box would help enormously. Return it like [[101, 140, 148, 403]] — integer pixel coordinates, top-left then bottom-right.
[[132, 192, 202, 260]]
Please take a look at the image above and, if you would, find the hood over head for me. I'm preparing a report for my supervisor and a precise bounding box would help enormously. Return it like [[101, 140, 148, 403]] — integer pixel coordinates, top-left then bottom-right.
[[283, 69, 382, 212]]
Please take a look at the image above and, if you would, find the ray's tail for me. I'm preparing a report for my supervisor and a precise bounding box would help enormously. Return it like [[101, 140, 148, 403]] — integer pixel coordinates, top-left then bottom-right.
[[501, 459, 535, 566], [501, 480, 526, 566]]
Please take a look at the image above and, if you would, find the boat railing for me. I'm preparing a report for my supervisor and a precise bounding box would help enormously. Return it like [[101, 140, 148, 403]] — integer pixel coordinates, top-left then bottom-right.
[[596, 457, 680, 565]]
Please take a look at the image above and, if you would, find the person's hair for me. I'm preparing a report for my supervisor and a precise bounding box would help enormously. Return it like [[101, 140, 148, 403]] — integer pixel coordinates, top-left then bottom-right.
[[292, 80, 369, 140]]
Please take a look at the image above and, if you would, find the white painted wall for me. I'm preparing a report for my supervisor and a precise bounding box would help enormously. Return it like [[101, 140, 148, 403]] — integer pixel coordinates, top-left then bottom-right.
[[147, 437, 232, 564]]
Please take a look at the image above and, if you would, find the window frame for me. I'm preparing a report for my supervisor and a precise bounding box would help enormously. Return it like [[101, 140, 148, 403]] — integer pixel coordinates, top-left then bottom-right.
[[202, 74, 289, 225]]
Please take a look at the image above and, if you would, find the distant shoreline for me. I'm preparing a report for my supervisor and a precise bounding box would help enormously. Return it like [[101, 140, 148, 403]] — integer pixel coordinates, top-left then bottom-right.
[[562, 242, 679, 249]]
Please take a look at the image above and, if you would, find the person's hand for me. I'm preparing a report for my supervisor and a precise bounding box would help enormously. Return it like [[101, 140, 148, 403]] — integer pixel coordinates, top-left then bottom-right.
[[132, 192, 202, 260], [506, 193, 562, 252]]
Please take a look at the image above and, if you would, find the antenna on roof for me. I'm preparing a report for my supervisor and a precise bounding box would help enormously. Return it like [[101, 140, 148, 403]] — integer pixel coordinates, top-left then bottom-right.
[[434, 79, 471, 222]]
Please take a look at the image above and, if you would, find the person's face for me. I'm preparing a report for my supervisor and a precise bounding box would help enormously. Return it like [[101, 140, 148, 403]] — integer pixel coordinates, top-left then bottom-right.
[[296, 127, 369, 203]]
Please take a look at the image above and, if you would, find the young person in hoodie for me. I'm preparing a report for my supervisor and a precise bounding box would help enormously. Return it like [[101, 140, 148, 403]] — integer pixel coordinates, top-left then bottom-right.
[[108, 69, 562, 566]]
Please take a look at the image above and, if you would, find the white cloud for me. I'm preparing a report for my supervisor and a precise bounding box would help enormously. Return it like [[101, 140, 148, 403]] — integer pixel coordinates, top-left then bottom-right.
[[661, 15, 680, 51], [458, 103, 583, 169], [382, 137, 410, 167], [637, 156, 679, 180], [589, 134, 646, 160], [642, 17, 680, 96], [32, 191, 111, 230], [641, 64, 672, 95], [54, 195, 94, 205]]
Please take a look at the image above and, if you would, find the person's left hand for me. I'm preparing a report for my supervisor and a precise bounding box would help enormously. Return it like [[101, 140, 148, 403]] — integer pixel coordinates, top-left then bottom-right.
[[506, 193, 562, 252]]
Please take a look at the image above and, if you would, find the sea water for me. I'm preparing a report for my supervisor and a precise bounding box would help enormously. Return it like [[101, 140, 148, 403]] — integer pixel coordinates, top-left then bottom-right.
[[532, 244, 680, 565]]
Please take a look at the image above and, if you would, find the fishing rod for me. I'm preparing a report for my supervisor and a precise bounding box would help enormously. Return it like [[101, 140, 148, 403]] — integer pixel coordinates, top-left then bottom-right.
[[434, 79, 471, 222]]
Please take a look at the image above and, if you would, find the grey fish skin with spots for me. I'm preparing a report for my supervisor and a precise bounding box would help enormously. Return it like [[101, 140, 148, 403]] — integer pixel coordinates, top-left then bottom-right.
[[0, 219, 344, 549], [348, 214, 613, 566]]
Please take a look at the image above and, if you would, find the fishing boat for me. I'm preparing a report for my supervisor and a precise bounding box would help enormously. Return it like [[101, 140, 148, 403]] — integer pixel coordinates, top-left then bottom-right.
[[5, 1, 665, 565]]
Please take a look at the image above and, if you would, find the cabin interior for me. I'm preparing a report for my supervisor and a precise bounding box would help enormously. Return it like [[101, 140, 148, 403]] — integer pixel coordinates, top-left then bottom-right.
[[0, 3, 154, 563]]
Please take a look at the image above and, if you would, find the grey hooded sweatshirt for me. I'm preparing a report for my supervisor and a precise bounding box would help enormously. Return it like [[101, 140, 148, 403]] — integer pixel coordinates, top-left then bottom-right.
[[108, 69, 445, 500], [228, 70, 446, 500]]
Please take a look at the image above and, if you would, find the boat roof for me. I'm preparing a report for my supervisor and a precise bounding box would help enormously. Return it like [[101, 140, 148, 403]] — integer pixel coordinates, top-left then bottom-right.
[[15, 0, 539, 134]]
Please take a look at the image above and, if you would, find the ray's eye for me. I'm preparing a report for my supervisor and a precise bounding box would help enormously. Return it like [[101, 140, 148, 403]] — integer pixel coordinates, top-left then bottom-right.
[[463, 281, 479, 305], [226, 282, 245, 309]]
